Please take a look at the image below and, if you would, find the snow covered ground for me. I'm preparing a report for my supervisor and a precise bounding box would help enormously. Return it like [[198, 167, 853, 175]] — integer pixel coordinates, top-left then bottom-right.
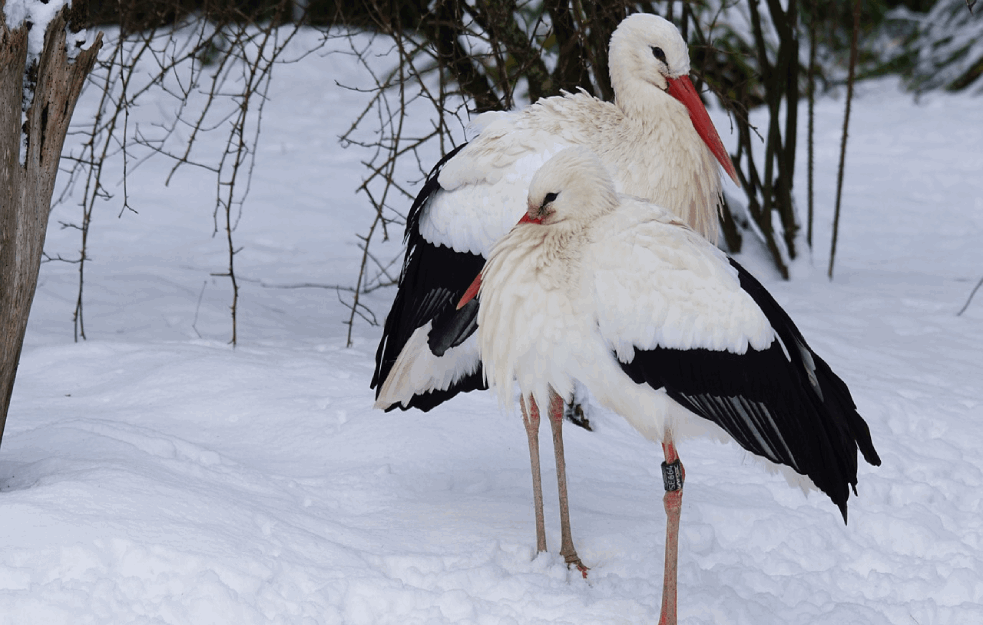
[[1, 28, 982, 625]]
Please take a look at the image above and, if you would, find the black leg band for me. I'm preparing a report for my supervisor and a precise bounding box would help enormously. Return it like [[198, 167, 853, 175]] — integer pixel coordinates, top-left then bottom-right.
[[662, 459, 684, 492]]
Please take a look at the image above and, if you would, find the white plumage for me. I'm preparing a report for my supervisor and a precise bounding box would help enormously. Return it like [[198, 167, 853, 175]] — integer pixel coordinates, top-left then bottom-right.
[[375, 12, 737, 410], [421, 14, 729, 257], [476, 148, 770, 437], [464, 147, 880, 622], [372, 12, 744, 581]]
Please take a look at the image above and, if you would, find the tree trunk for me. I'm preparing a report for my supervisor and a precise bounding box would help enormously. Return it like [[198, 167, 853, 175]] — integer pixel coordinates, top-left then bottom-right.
[[0, 6, 103, 449]]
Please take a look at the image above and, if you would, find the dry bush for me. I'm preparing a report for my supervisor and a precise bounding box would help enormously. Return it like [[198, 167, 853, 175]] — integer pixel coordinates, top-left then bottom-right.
[[57, 0, 324, 344], [339, 0, 811, 345]]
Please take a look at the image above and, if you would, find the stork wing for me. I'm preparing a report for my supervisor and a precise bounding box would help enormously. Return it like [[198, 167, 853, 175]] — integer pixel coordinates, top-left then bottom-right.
[[587, 206, 774, 360], [589, 211, 880, 520], [374, 92, 629, 410], [372, 144, 487, 408], [373, 116, 575, 408], [422, 92, 619, 255]]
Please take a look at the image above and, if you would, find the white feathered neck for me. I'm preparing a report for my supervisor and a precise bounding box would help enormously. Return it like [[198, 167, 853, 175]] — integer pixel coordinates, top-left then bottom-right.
[[437, 14, 723, 246], [476, 150, 618, 410], [477, 219, 587, 411]]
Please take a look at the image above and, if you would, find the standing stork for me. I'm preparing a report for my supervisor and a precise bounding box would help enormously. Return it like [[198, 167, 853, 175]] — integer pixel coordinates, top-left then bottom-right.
[[373, 13, 738, 573], [457, 147, 881, 624]]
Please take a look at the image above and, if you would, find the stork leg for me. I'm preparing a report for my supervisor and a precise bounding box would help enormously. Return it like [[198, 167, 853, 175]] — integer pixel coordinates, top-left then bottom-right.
[[519, 395, 547, 554], [547, 389, 589, 577], [659, 433, 685, 625]]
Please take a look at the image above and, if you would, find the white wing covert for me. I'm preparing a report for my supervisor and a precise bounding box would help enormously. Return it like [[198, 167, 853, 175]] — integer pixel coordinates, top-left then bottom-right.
[[422, 93, 626, 256], [586, 202, 775, 363]]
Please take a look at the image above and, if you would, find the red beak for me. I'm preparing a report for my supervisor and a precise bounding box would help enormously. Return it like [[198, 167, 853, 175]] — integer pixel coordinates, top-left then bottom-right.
[[457, 274, 482, 310], [457, 212, 542, 310], [666, 75, 739, 185], [518, 213, 543, 225]]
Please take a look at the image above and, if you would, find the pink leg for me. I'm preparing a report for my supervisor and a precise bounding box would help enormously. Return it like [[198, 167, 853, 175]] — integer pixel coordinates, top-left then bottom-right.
[[519, 395, 547, 554], [659, 434, 685, 625], [547, 389, 589, 577]]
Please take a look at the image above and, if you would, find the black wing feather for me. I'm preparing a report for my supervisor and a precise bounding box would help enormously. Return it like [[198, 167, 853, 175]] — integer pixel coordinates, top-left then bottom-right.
[[371, 143, 488, 411], [618, 259, 880, 522], [730, 259, 881, 469], [429, 298, 480, 356]]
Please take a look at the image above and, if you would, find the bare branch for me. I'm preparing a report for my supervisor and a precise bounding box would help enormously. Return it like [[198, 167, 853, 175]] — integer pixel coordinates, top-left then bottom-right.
[[957, 276, 983, 316], [57, 5, 325, 345], [829, 0, 861, 280]]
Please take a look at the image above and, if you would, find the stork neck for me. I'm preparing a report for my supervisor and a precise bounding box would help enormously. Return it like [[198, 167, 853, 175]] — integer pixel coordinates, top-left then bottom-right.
[[610, 80, 722, 242], [615, 80, 687, 129], [523, 225, 586, 293]]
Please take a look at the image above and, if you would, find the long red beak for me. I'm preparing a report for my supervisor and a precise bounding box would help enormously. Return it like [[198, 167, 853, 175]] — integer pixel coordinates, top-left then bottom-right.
[[666, 75, 739, 185], [457, 274, 481, 310], [456, 213, 542, 310]]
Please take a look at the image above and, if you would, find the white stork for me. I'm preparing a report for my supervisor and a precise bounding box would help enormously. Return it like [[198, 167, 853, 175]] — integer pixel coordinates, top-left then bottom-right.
[[373, 13, 739, 573], [457, 147, 881, 624]]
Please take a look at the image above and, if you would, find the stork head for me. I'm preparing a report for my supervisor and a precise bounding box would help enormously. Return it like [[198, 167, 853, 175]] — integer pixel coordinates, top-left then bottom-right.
[[523, 148, 619, 229], [456, 148, 618, 310], [609, 13, 691, 94], [608, 13, 739, 184]]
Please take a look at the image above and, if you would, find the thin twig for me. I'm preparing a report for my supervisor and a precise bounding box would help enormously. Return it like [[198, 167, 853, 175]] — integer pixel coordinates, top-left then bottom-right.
[[806, 0, 817, 251], [829, 0, 861, 280], [957, 276, 983, 316], [55, 11, 324, 345], [192, 280, 207, 338], [256, 281, 358, 291]]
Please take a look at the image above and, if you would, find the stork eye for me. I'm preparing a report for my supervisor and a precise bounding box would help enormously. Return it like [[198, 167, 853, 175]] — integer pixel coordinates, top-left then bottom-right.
[[542, 192, 559, 208], [651, 46, 667, 65]]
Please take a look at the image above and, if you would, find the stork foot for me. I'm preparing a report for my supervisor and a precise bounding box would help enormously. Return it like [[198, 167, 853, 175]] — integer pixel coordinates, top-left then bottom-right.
[[562, 550, 590, 578], [564, 400, 592, 431], [548, 389, 589, 578]]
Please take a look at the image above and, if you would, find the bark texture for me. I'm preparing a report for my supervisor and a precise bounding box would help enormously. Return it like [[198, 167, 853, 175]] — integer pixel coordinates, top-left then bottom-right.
[[0, 7, 103, 448]]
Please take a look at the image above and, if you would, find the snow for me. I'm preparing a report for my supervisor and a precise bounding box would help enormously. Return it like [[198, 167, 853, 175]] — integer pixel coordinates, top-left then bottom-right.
[[2, 27, 983, 624], [2, 0, 73, 59], [4, 0, 90, 165], [887, 0, 983, 94]]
